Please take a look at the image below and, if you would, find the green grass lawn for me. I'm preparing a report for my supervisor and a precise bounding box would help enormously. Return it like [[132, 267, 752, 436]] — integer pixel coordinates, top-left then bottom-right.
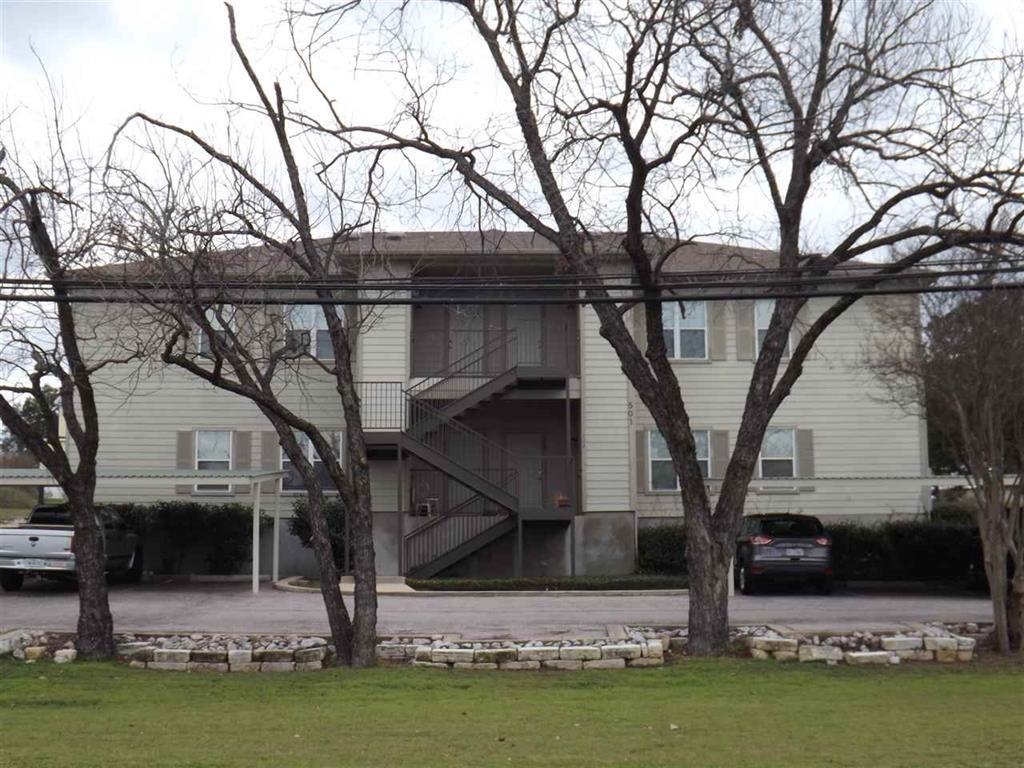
[[0, 506, 30, 524], [0, 485, 36, 524], [1, 659, 1021, 768]]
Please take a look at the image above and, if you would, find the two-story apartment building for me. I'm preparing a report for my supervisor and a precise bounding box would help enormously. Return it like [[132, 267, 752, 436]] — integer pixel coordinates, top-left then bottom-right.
[[82, 231, 930, 579]]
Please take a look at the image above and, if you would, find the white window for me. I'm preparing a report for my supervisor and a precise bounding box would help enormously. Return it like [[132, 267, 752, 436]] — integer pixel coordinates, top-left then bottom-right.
[[195, 430, 231, 492], [649, 429, 709, 490], [754, 299, 790, 357], [760, 427, 795, 478], [662, 301, 707, 359], [285, 304, 334, 359], [198, 307, 234, 358], [281, 432, 339, 492]]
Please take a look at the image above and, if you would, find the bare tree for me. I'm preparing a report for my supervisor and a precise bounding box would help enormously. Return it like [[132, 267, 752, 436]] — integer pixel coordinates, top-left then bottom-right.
[[287, 0, 1024, 653], [870, 276, 1023, 654], [0, 129, 143, 659], [101, 5, 388, 666]]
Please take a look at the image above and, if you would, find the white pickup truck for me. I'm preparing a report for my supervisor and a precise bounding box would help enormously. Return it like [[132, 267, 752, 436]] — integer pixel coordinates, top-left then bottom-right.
[[0, 504, 142, 591]]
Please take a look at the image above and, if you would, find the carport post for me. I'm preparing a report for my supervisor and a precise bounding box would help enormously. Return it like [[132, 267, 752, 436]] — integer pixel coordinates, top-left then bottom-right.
[[272, 482, 281, 583], [252, 480, 262, 594]]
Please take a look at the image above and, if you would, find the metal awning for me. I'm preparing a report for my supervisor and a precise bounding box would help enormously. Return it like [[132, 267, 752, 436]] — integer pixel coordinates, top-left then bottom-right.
[[0, 468, 287, 594]]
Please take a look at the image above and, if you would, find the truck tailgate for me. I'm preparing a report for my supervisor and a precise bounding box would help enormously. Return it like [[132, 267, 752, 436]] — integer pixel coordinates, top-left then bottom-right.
[[0, 527, 74, 566]]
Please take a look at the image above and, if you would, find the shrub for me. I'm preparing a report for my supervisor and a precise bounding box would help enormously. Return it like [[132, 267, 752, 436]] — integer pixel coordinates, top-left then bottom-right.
[[110, 501, 266, 575], [636, 518, 982, 582], [288, 498, 347, 569], [407, 575, 687, 591], [827, 520, 981, 582], [637, 524, 687, 575]]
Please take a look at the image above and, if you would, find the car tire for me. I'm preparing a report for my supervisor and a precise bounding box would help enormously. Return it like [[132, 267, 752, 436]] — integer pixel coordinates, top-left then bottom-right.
[[817, 577, 833, 596], [738, 563, 757, 595], [1, 571, 25, 592], [122, 546, 144, 584]]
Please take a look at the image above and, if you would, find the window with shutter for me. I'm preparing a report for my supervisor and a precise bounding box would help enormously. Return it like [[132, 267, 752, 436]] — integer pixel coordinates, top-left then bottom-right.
[[195, 430, 231, 492], [759, 427, 795, 478], [661, 301, 708, 359], [648, 429, 709, 490]]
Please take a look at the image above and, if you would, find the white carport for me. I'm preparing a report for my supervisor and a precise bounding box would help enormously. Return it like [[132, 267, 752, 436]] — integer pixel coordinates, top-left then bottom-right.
[[0, 468, 287, 593]]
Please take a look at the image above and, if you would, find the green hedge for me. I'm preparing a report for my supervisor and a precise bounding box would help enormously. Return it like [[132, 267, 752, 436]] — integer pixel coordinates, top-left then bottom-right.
[[287, 499, 347, 569], [407, 575, 688, 591], [828, 521, 982, 582], [637, 525, 687, 575], [637, 519, 983, 582], [111, 501, 267, 575]]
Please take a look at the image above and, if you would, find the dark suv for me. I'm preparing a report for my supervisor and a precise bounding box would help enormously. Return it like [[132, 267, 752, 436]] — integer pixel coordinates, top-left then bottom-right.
[[735, 514, 833, 595]]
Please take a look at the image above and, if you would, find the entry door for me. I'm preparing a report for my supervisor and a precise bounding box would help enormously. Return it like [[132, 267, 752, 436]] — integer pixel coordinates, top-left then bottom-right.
[[507, 432, 544, 511], [507, 305, 543, 366]]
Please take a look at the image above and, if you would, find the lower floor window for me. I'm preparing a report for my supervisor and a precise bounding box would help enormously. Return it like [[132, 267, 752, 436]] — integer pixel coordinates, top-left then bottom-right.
[[649, 429, 709, 490], [281, 432, 338, 491], [195, 430, 231, 492], [760, 427, 795, 478]]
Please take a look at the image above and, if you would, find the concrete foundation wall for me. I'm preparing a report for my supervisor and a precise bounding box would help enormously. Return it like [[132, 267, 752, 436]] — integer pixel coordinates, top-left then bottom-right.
[[574, 512, 636, 575]]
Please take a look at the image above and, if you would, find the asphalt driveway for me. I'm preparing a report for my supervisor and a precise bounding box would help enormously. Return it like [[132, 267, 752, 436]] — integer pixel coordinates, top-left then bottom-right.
[[0, 579, 993, 639]]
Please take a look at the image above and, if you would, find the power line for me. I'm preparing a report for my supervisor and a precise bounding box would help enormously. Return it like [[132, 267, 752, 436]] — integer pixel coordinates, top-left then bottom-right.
[[0, 278, 1020, 306], [0, 260, 1020, 295]]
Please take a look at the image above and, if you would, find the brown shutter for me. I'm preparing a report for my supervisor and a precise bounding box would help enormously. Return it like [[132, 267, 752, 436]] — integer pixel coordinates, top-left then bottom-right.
[[710, 430, 730, 479], [233, 431, 252, 470], [635, 430, 648, 494], [261, 431, 280, 469], [233, 431, 252, 495], [796, 429, 815, 478], [735, 301, 755, 360], [175, 431, 194, 495], [708, 301, 727, 360]]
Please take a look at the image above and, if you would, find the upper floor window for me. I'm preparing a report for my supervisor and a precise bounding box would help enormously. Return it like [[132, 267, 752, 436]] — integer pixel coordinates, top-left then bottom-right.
[[281, 431, 338, 492], [754, 299, 790, 357], [662, 300, 707, 359], [649, 429, 709, 490], [195, 429, 231, 492], [199, 307, 234, 358], [285, 305, 334, 360], [760, 427, 795, 478]]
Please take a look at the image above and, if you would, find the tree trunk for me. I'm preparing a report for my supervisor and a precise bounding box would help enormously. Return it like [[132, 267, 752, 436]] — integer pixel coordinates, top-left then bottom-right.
[[1007, 577, 1023, 654], [685, 513, 731, 656], [980, 522, 1011, 654], [349, 465, 378, 667], [305, 488, 354, 666], [67, 492, 115, 660]]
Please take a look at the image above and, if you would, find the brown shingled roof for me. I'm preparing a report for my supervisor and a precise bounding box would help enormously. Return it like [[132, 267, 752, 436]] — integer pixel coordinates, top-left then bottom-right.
[[76, 230, 796, 280]]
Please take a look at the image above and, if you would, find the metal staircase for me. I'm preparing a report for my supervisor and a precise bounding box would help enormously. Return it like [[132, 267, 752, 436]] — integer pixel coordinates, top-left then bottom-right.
[[361, 328, 567, 577]]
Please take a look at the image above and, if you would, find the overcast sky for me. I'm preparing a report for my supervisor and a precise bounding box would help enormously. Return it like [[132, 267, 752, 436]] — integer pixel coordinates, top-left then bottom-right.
[[1, 0, 1022, 250]]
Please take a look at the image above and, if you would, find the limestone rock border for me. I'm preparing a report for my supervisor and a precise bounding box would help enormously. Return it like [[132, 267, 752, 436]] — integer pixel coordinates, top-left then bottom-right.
[[0, 622, 984, 673]]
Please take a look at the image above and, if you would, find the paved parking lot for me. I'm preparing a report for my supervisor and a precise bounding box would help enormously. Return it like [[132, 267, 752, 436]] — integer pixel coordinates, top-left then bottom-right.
[[0, 579, 993, 639]]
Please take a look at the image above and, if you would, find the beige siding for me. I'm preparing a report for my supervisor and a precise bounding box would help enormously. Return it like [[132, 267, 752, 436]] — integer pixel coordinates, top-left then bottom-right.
[[631, 297, 927, 521], [579, 304, 631, 511], [356, 264, 410, 383], [77, 303, 346, 506]]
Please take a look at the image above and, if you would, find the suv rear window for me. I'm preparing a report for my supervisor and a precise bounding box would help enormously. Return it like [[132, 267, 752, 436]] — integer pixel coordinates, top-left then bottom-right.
[[758, 517, 822, 537]]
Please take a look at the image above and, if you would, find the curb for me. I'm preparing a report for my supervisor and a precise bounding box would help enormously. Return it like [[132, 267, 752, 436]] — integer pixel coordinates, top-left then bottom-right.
[[272, 575, 690, 598]]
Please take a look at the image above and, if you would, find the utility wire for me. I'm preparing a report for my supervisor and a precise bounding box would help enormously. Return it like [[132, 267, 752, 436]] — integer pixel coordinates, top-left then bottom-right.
[[0, 262, 1020, 295], [0, 279, 1020, 306]]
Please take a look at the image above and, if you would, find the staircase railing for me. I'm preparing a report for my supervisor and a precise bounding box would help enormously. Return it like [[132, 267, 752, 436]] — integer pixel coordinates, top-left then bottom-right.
[[403, 496, 510, 575], [405, 395, 519, 502], [408, 329, 519, 403]]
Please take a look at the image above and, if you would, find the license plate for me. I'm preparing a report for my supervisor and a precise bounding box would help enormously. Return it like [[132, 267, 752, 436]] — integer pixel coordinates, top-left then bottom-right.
[[785, 548, 804, 558], [21, 559, 46, 569]]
